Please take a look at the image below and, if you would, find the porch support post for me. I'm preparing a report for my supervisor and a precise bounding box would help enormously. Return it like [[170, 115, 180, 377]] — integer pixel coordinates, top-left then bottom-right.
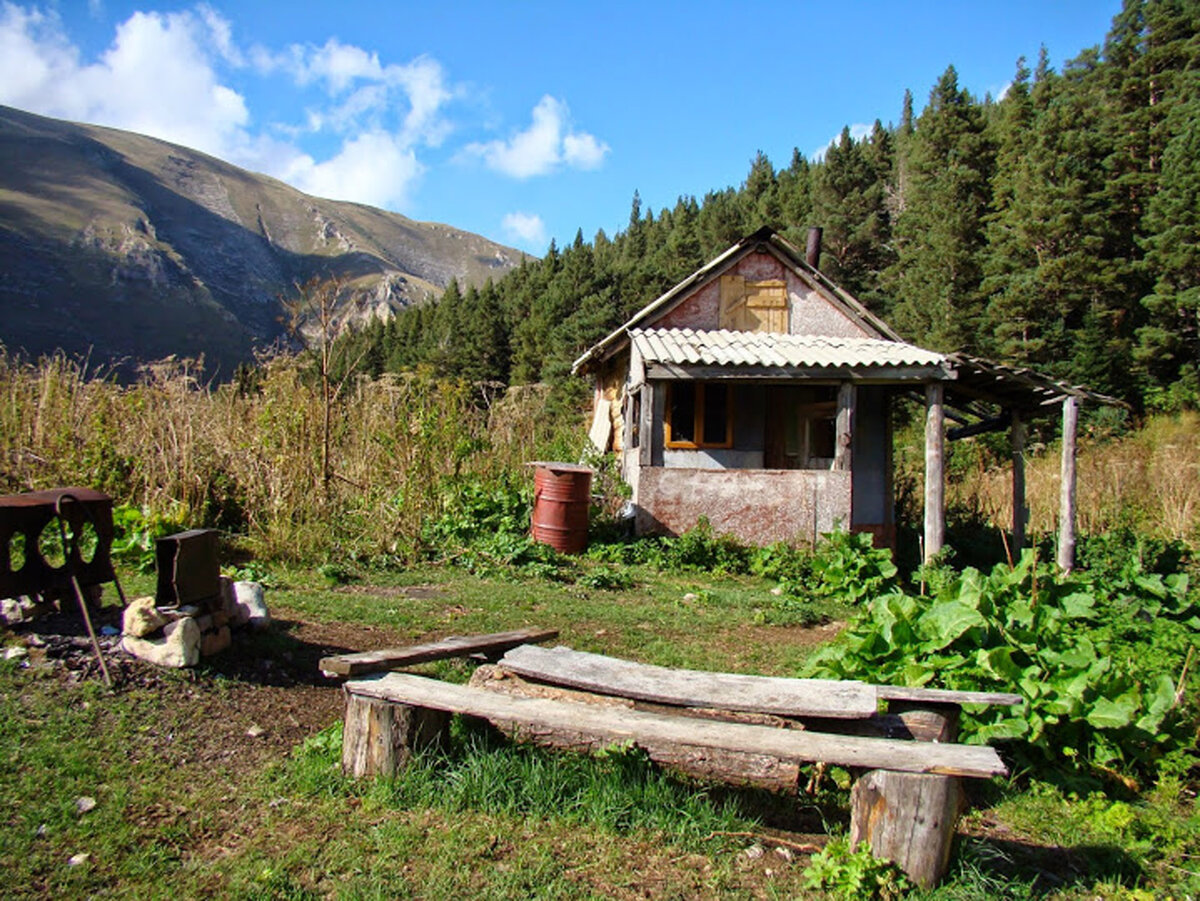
[[1057, 395, 1079, 572], [834, 382, 855, 471], [1011, 410, 1027, 556], [638, 383, 654, 467], [924, 383, 945, 563]]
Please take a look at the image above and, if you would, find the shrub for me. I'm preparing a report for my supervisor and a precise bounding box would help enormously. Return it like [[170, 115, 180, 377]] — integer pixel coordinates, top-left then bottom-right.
[[805, 550, 1199, 780]]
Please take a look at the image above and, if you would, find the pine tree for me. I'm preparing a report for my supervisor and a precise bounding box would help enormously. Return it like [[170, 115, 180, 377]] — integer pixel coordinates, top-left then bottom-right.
[[888, 67, 994, 352]]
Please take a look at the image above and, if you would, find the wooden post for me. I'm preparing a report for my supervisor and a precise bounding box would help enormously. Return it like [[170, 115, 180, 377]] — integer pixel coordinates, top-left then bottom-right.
[[924, 383, 945, 562], [850, 702, 962, 889], [1011, 410, 1027, 555], [1058, 395, 1079, 572], [834, 382, 855, 472], [639, 384, 654, 466], [342, 691, 449, 778]]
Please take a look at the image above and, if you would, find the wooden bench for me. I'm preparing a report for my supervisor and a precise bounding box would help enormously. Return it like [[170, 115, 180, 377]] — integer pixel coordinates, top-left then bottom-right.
[[340, 641, 1018, 888]]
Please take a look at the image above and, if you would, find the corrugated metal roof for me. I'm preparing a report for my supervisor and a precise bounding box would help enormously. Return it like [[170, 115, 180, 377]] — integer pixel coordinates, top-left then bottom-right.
[[630, 328, 948, 370]]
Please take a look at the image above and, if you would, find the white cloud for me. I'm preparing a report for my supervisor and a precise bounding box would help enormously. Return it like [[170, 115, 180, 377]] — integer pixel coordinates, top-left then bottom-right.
[[0, 4, 603, 219], [810, 122, 874, 162], [464, 95, 609, 178], [0, 4, 248, 159], [502, 211, 546, 246], [288, 131, 423, 210]]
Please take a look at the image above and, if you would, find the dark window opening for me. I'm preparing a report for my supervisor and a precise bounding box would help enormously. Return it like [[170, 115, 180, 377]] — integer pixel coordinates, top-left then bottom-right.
[[665, 382, 732, 449]]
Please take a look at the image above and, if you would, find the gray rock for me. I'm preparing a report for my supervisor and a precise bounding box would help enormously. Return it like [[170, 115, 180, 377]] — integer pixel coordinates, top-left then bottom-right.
[[200, 625, 231, 657], [233, 581, 270, 628], [122, 596, 167, 638], [121, 616, 200, 668], [3, 646, 28, 661], [0, 597, 23, 625]]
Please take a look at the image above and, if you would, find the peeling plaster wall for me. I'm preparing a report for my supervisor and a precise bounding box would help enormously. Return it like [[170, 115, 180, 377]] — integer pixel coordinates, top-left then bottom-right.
[[634, 467, 852, 545], [651, 254, 869, 338], [787, 274, 870, 338]]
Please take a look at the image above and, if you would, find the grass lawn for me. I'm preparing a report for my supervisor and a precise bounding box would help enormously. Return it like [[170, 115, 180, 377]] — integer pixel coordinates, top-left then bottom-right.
[[1, 562, 1196, 898]]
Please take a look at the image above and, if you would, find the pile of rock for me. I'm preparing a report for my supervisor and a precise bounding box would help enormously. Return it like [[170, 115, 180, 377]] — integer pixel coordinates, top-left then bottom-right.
[[120, 578, 269, 668]]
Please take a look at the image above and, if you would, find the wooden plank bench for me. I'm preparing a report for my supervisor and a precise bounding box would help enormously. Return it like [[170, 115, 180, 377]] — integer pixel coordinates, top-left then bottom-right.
[[319, 627, 559, 676], [341, 642, 1018, 888]]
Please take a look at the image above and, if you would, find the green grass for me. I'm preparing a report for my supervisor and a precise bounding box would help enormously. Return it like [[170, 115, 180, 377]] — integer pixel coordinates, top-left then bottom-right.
[[3, 559, 1198, 899]]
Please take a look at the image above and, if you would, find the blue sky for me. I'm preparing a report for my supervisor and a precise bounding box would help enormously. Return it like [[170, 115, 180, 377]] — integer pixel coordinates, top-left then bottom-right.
[[2, 1, 1122, 254]]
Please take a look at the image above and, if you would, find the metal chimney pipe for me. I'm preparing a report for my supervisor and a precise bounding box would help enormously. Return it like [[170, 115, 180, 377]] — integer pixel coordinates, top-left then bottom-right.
[[805, 226, 823, 268]]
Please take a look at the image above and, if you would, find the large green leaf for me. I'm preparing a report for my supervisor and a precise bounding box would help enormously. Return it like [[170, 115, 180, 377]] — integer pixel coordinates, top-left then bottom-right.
[[1086, 693, 1138, 730], [917, 601, 987, 650]]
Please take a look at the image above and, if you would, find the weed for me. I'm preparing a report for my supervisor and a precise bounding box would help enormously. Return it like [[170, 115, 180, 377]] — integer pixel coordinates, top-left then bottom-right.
[[802, 837, 913, 899]]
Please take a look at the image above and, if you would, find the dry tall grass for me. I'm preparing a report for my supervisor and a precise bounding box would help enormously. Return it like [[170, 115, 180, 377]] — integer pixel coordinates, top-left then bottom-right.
[[949, 412, 1200, 546], [0, 351, 581, 561]]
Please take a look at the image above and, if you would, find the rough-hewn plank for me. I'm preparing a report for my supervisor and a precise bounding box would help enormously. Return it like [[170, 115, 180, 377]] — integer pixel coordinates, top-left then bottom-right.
[[876, 685, 1022, 707], [320, 628, 558, 676], [499, 644, 878, 719], [346, 673, 1008, 779]]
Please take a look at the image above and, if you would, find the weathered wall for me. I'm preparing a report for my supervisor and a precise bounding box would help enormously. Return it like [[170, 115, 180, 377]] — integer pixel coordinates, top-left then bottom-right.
[[650, 253, 870, 338], [634, 467, 852, 545]]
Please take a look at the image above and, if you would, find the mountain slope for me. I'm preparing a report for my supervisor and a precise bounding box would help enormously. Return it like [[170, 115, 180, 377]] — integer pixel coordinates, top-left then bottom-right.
[[0, 105, 524, 375]]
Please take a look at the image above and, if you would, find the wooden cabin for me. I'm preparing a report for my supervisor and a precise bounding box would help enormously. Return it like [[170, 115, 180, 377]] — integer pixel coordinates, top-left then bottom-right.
[[573, 227, 1123, 566]]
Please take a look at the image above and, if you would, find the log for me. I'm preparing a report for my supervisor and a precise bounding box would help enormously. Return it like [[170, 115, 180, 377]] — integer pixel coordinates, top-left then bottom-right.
[[1058, 396, 1079, 572], [320, 627, 559, 676], [924, 383, 946, 562], [499, 644, 879, 719], [345, 673, 1008, 779], [834, 382, 855, 472], [1011, 410, 1027, 554], [849, 770, 963, 889], [341, 691, 450, 778], [850, 702, 962, 888]]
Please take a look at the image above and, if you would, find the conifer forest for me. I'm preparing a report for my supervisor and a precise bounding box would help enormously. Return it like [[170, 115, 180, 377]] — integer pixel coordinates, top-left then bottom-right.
[[336, 0, 1200, 414]]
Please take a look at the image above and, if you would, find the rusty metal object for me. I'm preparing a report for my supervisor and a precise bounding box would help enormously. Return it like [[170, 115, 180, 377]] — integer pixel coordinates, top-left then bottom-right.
[[0, 487, 116, 602], [529, 462, 592, 554], [155, 529, 220, 609]]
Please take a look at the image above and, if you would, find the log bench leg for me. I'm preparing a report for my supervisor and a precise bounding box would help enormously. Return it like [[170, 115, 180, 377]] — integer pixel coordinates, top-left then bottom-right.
[[849, 770, 962, 889], [342, 692, 450, 778], [849, 699, 964, 889]]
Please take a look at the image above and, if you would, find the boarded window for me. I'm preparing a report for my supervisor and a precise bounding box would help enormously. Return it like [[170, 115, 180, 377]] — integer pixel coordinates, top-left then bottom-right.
[[665, 382, 733, 449], [719, 276, 788, 333]]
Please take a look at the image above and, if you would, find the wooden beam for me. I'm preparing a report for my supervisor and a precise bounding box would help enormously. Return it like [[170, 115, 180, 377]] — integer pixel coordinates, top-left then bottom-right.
[[639, 383, 654, 466], [345, 673, 1009, 779], [947, 415, 1008, 441], [319, 627, 559, 677], [834, 382, 855, 471], [924, 383, 946, 562], [499, 644, 879, 719], [1012, 410, 1027, 555], [1058, 395, 1079, 571]]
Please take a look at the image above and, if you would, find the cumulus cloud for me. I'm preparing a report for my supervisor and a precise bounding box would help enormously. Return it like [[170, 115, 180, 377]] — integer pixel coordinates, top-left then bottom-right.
[[0, 3, 606, 218], [502, 211, 547, 246], [288, 131, 423, 210], [464, 95, 609, 178], [0, 4, 247, 158], [810, 123, 874, 162]]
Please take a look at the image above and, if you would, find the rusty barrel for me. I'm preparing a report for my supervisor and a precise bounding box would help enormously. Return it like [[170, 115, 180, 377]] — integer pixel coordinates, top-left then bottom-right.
[[528, 462, 593, 554]]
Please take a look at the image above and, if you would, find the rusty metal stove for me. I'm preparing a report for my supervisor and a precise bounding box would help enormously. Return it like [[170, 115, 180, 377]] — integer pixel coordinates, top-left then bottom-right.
[[0, 487, 118, 606]]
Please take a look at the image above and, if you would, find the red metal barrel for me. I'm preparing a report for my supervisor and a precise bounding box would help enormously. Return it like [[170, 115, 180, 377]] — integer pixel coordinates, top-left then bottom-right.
[[529, 462, 593, 554]]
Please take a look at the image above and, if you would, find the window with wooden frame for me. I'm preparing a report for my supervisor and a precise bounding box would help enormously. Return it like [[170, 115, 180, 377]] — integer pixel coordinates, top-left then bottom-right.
[[665, 382, 733, 449], [719, 276, 788, 333]]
